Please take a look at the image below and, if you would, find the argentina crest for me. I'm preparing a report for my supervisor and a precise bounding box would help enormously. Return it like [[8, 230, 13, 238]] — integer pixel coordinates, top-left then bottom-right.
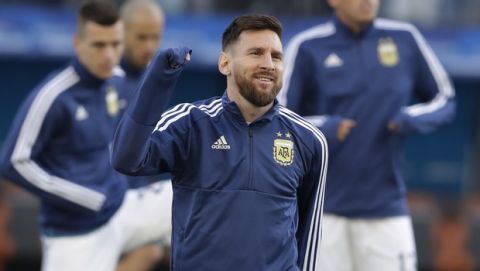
[[377, 37, 399, 67], [273, 132, 294, 166], [105, 85, 120, 117]]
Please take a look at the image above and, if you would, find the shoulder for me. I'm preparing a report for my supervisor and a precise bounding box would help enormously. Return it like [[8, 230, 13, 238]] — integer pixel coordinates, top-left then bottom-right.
[[374, 18, 432, 54], [374, 18, 417, 31], [12, 66, 78, 129], [28, 66, 80, 108], [374, 18, 422, 39], [284, 22, 336, 65], [277, 106, 328, 152], [112, 65, 126, 78], [288, 22, 336, 47], [154, 97, 223, 133], [108, 66, 127, 86], [107, 67, 127, 92]]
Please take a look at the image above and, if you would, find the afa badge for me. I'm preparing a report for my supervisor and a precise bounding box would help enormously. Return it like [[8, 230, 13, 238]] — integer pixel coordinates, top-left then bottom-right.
[[377, 37, 399, 67], [105, 86, 120, 117], [273, 132, 294, 166]]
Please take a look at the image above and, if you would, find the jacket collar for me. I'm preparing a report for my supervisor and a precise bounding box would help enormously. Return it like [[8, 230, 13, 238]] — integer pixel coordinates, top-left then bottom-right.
[[332, 14, 375, 39], [221, 91, 280, 125], [71, 57, 106, 88]]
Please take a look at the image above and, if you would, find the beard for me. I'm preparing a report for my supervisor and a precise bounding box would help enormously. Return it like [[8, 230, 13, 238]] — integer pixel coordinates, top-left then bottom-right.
[[235, 71, 282, 107]]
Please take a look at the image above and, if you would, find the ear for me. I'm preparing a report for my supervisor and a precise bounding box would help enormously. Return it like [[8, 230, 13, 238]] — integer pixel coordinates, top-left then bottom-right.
[[218, 51, 231, 76]]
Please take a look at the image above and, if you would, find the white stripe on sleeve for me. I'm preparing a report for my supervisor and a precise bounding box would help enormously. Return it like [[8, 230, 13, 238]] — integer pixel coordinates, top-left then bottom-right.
[[11, 67, 106, 211], [155, 99, 223, 132], [278, 22, 335, 106], [375, 19, 454, 117], [279, 107, 328, 271]]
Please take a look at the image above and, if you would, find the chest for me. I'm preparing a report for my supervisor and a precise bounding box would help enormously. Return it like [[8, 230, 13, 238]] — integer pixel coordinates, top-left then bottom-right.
[[59, 86, 121, 151], [311, 36, 416, 101], [181, 121, 308, 197]]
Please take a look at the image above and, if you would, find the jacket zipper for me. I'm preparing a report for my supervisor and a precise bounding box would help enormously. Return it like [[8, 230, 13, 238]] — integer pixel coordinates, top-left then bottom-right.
[[248, 126, 254, 189], [356, 37, 367, 96]]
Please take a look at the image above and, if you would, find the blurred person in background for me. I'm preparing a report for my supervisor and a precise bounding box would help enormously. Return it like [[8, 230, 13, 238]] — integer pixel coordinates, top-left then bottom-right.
[[116, 0, 171, 270], [280, 0, 456, 270], [0, 1, 170, 270], [121, 0, 165, 98]]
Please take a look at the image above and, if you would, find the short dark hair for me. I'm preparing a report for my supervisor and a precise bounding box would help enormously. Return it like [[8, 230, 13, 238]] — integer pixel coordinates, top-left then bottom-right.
[[222, 14, 283, 50], [78, 1, 120, 33]]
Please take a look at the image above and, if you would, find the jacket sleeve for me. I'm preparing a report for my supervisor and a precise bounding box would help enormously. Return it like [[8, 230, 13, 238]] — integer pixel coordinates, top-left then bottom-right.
[[390, 26, 456, 134], [280, 38, 343, 145], [111, 108, 189, 176], [296, 129, 329, 270], [0, 90, 106, 212], [111, 47, 190, 176]]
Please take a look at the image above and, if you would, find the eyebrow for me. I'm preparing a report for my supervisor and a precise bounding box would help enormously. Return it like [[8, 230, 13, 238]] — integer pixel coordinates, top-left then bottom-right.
[[247, 47, 283, 55], [272, 50, 283, 58]]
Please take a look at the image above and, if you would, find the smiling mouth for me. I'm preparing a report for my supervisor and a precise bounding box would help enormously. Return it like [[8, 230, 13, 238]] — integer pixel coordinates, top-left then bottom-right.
[[256, 77, 273, 83], [254, 73, 275, 83]]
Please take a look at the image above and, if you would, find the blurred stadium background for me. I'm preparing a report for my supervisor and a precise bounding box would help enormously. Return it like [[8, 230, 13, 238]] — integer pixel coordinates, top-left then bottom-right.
[[0, 0, 479, 270]]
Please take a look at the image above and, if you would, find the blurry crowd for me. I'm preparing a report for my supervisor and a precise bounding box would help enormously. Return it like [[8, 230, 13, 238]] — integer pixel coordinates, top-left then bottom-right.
[[1, 0, 480, 25]]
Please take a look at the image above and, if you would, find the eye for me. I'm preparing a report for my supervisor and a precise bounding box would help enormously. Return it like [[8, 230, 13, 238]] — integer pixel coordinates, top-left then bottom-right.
[[272, 52, 283, 61], [137, 34, 148, 41], [248, 48, 263, 56], [112, 41, 121, 49], [92, 42, 106, 49]]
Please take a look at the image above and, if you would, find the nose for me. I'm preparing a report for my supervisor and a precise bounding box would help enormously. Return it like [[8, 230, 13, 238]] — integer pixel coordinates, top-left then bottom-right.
[[260, 54, 275, 71], [146, 39, 158, 54], [104, 45, 116, 62]]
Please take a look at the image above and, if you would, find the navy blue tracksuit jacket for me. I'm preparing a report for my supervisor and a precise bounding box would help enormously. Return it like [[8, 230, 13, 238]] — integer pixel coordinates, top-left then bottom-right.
[[280, 16, 455, 218], [0, 58, 128, 234], [111, 51, 329, 270]]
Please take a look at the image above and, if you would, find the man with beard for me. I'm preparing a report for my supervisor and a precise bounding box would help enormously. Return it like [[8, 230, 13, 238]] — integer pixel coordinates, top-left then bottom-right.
[[110, 14, 328, 271]]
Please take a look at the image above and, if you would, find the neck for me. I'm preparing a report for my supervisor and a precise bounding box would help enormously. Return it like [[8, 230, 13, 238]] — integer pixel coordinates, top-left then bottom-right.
[[226, 87, 273, 124], [73, 57, 106, 87], [120, 58, 145, 79], [349, 23, 363, 34], [336, 13, 369, 34]]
